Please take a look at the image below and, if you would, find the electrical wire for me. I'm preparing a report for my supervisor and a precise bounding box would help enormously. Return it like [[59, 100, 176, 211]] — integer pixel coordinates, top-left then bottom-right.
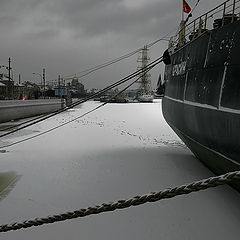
[[47, 32, 172, 84], [0, 60, 160, 149], [63, 48, 143, 81]]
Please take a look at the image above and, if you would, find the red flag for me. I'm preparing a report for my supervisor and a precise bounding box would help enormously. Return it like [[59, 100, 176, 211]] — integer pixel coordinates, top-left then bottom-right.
[[183, 0, 191, 13]]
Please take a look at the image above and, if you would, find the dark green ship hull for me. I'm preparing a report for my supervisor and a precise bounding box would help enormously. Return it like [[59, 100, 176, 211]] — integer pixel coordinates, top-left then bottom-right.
[[163, 19, 240, 191]]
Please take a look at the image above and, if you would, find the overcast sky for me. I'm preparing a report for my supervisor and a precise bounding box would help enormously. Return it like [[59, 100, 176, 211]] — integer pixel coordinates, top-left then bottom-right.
[[0, 0, 221, 90]]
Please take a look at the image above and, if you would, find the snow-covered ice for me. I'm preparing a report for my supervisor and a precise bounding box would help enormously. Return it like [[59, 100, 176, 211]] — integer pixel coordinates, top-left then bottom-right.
[[0, 100, 239, 240]]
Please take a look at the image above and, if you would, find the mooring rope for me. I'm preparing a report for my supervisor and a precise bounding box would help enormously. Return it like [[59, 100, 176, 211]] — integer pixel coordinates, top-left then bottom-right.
[[0, 171, 239, 233]]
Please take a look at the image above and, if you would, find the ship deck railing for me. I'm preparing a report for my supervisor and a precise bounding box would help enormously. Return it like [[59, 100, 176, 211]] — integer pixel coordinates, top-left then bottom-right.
[[170, 0, 240, 49]]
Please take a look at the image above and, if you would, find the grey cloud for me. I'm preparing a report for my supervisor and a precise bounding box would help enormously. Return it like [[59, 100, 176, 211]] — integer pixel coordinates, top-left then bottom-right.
[[41, 0, 176, 38], [0, 0, 223, 89]]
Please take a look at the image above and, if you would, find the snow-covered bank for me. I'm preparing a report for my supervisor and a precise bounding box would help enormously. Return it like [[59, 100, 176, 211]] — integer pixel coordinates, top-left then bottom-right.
[[0, 99, 63, 123], [0, 100, 239, 240]]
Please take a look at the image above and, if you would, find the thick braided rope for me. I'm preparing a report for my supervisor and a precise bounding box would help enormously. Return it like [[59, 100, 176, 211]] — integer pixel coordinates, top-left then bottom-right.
[[0, 171, 239, 233]]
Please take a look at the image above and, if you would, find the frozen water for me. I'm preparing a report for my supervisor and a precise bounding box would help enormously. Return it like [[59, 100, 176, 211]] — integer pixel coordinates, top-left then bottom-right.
[[0, 100, 239, 240]]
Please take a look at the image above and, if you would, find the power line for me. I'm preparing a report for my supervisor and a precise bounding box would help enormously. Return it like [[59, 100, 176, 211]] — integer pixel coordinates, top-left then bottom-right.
[[47, 48, 143, 85], [47, 32, 172, 84], [63, 48, 142, 80]]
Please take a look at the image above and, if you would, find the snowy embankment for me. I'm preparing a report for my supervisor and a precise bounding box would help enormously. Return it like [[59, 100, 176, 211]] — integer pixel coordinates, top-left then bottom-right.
[[0, 99, 63, 123], [0, 100, 239, 240]]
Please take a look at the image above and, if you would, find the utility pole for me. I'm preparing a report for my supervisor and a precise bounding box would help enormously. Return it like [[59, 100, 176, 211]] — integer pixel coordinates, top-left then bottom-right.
[[58, 75, 61, 86], [58, 74, 61, 98], [18, 74, 21, 84], [8, 57, 11, 99], [58, 75, 63, 98], [43, 68, 46, 99], [58, 75, 64, 108]]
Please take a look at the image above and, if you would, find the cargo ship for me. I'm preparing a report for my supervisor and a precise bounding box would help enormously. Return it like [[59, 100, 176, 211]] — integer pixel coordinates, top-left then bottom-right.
[[161, 0, 240, 190]]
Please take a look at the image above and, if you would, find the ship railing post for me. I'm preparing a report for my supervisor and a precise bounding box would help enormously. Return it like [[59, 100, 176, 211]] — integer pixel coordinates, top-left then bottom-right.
[[204, 13, 207, 29], [179, 20, 186, 46], [193, 20, 196, 37], [198, 17, 203, 36], [168, 37, 173, 48], [222, 2, 226, 26], [232, 0, 236, 23]]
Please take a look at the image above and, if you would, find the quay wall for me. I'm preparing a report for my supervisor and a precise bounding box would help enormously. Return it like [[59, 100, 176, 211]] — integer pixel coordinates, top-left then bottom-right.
[[0, 99, 64, 123]]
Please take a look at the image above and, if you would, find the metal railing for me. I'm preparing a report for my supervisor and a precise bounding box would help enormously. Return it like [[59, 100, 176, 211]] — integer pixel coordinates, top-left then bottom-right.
[[170, 0, 240, 48]]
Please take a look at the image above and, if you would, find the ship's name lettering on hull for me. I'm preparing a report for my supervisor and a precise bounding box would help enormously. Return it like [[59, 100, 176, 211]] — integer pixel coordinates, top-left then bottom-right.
[[172, 61, 186, 76]]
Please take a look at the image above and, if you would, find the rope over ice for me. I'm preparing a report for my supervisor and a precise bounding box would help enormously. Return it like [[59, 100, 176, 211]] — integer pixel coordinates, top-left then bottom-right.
[[0, 171, 239, 233]]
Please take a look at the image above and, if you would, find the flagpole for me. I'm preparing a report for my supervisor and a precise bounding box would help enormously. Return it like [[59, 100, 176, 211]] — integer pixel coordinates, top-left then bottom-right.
[[182, 0, 184, 21], [179, 0, 185, 46]]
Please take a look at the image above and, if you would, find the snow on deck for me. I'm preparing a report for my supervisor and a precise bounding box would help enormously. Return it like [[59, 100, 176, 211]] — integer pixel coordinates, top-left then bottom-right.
[[0, 100, 239, 240]]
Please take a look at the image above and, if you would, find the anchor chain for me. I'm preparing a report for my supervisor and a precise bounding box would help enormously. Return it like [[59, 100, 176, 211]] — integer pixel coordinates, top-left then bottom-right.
[[0, 171, 239, 233]]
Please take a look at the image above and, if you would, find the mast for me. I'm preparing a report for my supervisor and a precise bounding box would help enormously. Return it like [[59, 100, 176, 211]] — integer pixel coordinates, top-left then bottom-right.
[[137, 45, 152, 95], [182, 0, 184, 21]]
